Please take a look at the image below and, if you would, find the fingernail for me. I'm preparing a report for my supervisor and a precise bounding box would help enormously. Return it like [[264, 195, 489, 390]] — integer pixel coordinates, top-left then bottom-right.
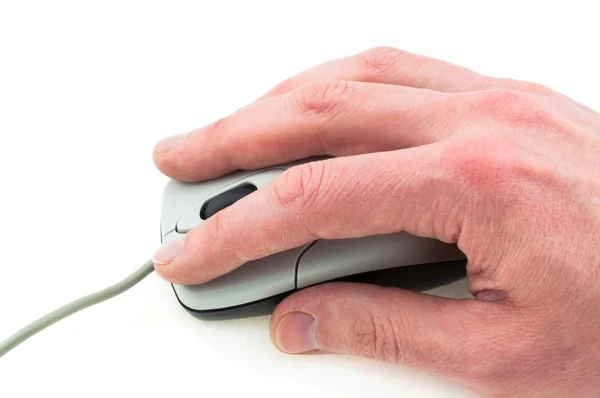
[[276, 312, 318, 353], [153, 237, 185, 266], [155, 134, 186, 154]]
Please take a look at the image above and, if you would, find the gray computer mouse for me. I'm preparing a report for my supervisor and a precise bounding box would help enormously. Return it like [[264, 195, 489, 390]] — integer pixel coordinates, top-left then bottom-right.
[[160, 157, 467, 320]]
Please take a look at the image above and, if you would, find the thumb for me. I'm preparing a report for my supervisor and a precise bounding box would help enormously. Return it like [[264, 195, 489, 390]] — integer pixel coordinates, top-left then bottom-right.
[[270, 282, 525, 391]]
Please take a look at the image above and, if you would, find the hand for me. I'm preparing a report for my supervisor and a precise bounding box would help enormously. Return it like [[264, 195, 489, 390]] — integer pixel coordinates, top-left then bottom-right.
[[151, 47, 600, 397]]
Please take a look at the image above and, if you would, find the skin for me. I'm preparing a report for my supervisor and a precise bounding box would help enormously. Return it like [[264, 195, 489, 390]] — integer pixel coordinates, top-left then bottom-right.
[[150, 47, 600, 397]]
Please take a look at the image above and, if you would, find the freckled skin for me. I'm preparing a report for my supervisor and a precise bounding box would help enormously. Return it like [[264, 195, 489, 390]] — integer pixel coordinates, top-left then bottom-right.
[[152, 47, 600, 397]]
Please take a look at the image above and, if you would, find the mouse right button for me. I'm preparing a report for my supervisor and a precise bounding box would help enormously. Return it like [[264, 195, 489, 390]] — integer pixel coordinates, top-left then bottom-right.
[[295, 232, 466, 289]]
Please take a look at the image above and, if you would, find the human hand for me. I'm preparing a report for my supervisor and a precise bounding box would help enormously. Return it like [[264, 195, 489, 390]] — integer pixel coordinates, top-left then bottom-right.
[[151, 47, 600, 397]]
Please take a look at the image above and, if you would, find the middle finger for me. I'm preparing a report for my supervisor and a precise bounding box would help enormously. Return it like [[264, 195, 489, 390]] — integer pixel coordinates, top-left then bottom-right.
[[153, 80, 460, 182]]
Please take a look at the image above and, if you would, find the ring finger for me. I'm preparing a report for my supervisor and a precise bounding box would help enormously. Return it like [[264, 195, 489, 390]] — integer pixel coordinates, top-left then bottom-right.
[[258, 46, 518, 99]]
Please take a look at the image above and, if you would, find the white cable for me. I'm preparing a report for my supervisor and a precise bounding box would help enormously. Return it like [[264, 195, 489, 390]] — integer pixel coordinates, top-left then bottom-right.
[[0, 259, 155, 358]]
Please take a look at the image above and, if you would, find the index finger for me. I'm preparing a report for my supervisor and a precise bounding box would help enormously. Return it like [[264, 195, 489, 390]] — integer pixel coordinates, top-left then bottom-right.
[[152, 145, 462, 285]]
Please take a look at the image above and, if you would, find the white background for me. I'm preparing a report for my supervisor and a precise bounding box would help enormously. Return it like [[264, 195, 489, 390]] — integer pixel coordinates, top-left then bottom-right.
[[0, 1, 598, 397]]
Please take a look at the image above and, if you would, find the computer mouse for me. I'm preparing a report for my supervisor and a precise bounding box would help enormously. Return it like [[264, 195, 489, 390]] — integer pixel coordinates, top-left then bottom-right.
[[160, 157, 467, 320]]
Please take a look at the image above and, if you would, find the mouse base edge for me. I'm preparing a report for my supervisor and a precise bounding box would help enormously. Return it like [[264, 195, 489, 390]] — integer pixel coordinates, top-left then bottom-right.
[[171, 259, 468, 321], [171, 284, 292, 320]]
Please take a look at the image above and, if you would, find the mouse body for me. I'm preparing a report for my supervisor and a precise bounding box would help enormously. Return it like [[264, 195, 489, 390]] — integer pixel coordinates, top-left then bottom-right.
[[160, 157, 467, 320]]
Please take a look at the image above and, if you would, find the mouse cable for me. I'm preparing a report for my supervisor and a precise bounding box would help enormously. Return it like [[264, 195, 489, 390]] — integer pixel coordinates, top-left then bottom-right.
[[0, 259, 155, 359]]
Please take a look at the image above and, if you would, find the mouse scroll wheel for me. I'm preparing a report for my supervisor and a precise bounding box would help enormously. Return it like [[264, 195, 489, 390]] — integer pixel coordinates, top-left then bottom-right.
[[200, 185, 257, 219]]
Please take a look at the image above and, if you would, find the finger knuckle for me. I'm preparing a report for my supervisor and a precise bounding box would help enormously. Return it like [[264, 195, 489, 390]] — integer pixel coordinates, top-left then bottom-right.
[[360, 46, 404, 76], [203, 210, 229, 245], [203, 117, 228, 142], [271, 161, 327, 213], [475, 89, 532, 111], [512, 80, 555, 96], [295, 80, 350, 117], [471, 89, 555, 126], [351, 314, 417, 365], [442, 136, 510, 192]]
